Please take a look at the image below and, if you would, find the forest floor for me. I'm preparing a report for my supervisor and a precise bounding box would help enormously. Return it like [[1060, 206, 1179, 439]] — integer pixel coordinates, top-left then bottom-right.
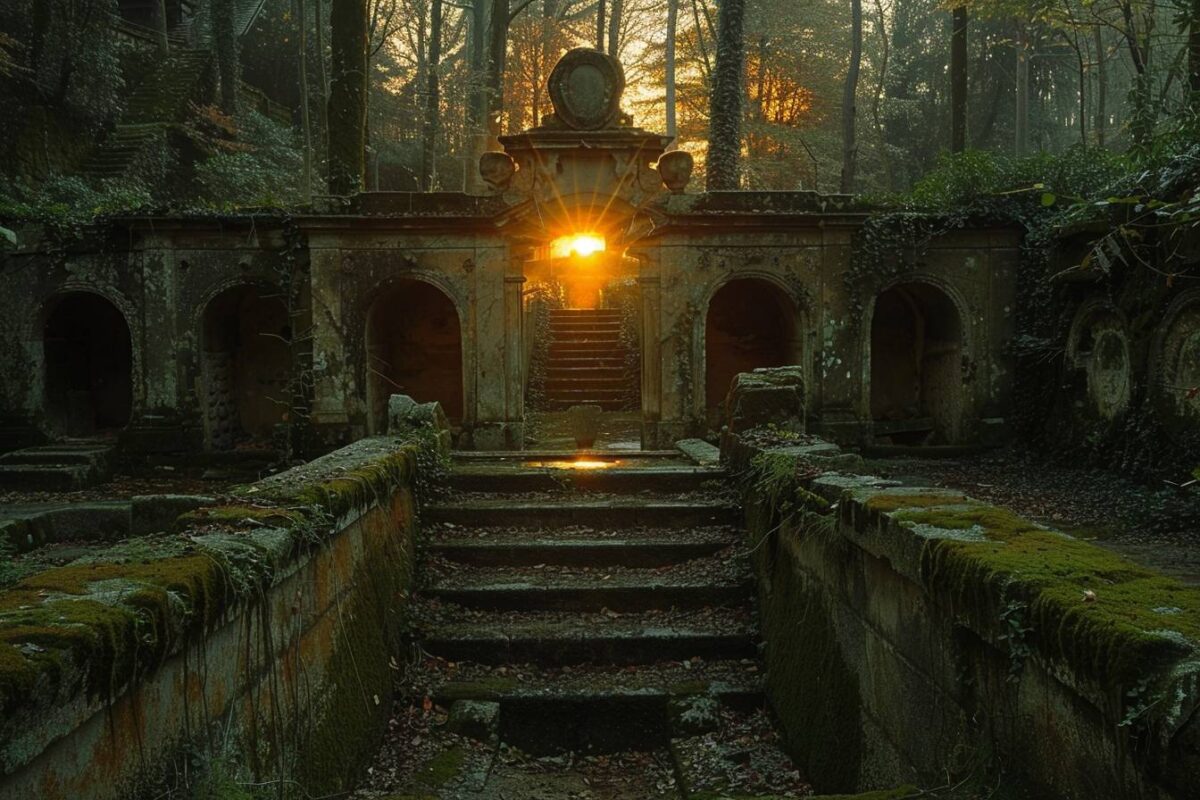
[[865, 446, 1200, 584]]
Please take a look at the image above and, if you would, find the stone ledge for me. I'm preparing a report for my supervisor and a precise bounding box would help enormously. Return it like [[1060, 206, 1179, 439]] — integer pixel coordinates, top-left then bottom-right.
[[731, 433, 1200, 796], [0, 434, 430, 778]]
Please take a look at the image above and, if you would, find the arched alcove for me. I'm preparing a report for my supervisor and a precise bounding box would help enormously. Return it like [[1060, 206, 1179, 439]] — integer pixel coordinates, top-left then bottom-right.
[[869, 282, 964, 444], [200, 286, 291, 450], [705, 279, 801, 421], [43, 292, 133, 436], [366, 280, 464, 432]]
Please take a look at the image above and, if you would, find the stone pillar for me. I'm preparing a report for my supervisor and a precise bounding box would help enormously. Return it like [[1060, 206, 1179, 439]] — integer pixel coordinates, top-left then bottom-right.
[[307, 240, 354, 437], [638, 271, 662, 449], [503, 270, 527, 447]]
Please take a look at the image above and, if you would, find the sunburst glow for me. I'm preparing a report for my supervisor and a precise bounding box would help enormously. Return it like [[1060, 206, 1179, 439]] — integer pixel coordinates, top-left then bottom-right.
[[551, 233, 606, 259], [526, 459, 618, 470]]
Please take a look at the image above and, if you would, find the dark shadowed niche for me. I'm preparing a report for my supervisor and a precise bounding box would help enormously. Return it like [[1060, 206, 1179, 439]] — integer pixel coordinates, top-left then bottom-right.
[[201, 285, 292, 450], [366, 280, 464, 432], [705, 278, 801, 423], [870, 282, 964, 445], [42, 292, 134, 436]]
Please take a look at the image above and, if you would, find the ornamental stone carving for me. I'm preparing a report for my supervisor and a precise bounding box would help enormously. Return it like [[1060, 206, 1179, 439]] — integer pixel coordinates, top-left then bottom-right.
[[546, 49, 626, 131]]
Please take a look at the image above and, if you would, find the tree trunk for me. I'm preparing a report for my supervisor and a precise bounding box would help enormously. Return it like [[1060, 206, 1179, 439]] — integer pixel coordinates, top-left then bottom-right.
[[607, 0, 622, 57], [487, 0, 509, 140], [665, 0, 677, 140], [950, 4, 967, 153], [154, 0, 170, 54], [870, 0, 893, 190], [596, 0, 605, 50], [1095, 23, 1106, 146], [421, 0, 443, 190], [328, 0, 369, 195], [706, 0, 746, 191], [1119, 0, 1153, 150], [315, 0, 330, 167], [298, 0, 313, 199], [840, 0, 863, 193], [213, 0, 240, 114], [1189, 0, 1200, 112], [1015, 22, 1029, 156]]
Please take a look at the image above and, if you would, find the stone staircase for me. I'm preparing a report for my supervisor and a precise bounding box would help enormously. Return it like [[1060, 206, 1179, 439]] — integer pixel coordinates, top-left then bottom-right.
[[85, 0, 268, 180], [544, 309, 636, 411], [352, 454, 811, 797], [0, 441, 115, 492]]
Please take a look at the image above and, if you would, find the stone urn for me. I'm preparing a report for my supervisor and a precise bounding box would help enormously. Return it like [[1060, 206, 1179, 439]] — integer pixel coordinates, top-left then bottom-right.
[[479, 152, 517, 192], [658, 150, 694, 194], [568, 404, 603, 450]]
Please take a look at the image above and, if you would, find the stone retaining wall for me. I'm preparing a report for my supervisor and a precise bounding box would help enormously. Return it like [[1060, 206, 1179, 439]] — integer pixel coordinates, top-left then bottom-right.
[[0, 436, 427, 800], [728, 436, 1200, 799]]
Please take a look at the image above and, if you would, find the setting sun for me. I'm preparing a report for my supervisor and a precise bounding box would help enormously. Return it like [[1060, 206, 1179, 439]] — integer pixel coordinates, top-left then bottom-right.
[[551, 233, 606, 259]]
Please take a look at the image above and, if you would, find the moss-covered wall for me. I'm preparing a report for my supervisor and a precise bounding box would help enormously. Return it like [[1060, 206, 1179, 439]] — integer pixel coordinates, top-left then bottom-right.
[[736, 437, 1200, 799], [0, 436, 425, 799]]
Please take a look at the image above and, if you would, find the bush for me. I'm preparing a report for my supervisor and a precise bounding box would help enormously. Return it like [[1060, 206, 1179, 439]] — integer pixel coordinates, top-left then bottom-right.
[[193, 112, 306, 210]]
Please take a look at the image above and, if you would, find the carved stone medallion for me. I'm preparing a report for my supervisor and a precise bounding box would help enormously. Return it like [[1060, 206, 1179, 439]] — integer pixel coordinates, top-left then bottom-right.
[[547, 49, 626, 131]]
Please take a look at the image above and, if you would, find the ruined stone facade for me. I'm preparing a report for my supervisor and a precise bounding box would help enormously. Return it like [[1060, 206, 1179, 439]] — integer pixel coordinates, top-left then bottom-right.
[[8, 49, 1179, 457]]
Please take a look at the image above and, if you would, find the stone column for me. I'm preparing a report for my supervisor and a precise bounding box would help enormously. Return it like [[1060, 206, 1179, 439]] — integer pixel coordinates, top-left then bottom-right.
[[638, 267, 662, 449]]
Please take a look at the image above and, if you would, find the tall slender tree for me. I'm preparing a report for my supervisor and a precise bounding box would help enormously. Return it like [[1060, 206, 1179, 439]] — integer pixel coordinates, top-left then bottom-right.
[[841, 0, 863, 192], [421, 0, 444, 189], [665, 0, 678, 140], [607, 0, 622, 56], [328, 0, 369, 194], [298, 0, 314, 198], [1188, 0, 1200, 113], [596, 0, 606, 49], [950, 3, 967, 153], [213, 0, 240, 114], [706, 0, 747, 190]]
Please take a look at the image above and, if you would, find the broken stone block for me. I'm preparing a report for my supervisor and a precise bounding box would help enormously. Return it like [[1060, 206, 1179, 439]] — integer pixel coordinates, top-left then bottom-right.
[[131, 494, 217, 535], [446, 699, 500, 743], [723, 366, 806, 434], [388, 394, 451, 454]]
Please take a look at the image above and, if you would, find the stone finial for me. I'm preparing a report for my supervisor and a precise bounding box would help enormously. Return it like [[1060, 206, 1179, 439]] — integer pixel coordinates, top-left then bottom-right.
[[479, 152, 517, 192], [657, 150, 694, 194], [547, 49, 626, 131]]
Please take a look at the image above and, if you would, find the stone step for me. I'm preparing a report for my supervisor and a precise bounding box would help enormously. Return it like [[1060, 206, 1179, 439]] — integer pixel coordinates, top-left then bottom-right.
[[545, 399, 628, 411], [445, 465, 725, 494], [549, 309, 622, 318], [544, 376, 626, 391], [546, 365, 625, 378], [428, 531, 735, 567], [550, 330, 621, 343], [550, 322, 622, 334], [422, 573, 751, 612], [549, 341, 624, 354], [549, 356, 626, 368], [430, 660, 762, 706], [427, 661, 763, 756], [421, 614, 757, 665], [425, 498, 738, 529], [0, 449, 107, 467], [0, 464, 94, 492], [543, 388, 627, 404]]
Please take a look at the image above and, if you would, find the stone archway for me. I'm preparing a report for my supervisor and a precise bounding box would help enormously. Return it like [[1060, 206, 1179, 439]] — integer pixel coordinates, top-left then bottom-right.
[[366, 280, 464, 432], [705, 279, 801, 424], [200, 285, 292, 450], [42, 292, 134, 436], [869, 282, 964, 444]]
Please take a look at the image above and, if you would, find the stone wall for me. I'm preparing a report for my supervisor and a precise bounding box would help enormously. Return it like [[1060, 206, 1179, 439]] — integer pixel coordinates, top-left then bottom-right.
[[729, 436, 1200, 798], [637, 203, 1021, 448], [0, 435, 428, 799]]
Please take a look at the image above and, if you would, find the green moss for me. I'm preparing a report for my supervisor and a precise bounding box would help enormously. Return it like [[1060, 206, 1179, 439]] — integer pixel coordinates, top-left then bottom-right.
[[813, 787, 920, 800], [177, 505, 305, 530], [885, 503, 1200, 698], [864, 492, 969, 514], [410, 746, 466, 789], [745, 501, 863, 793], [436, 676, 520, 701]]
